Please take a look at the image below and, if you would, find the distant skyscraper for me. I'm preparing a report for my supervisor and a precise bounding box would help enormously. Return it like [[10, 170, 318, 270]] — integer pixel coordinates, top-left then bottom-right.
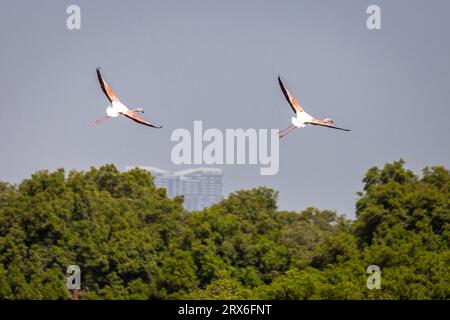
[[125, 166, 224, 210], [175, 168, 224, 211]]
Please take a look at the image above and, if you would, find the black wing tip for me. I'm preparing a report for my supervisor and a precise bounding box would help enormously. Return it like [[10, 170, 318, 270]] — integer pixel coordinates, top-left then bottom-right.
[[278, 76, 288, 93], [332, 126, 351, 132], [144, 120, 163, 129], [277, 75, 283, 85], [277, 76, 297, 113], [124, 113, 163, 129], [144, 123, 163, 129]]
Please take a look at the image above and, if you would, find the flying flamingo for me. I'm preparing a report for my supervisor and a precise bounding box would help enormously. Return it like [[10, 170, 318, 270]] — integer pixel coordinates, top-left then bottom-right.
[[277, 76, 350, 138], [93, 67, 162, 128]]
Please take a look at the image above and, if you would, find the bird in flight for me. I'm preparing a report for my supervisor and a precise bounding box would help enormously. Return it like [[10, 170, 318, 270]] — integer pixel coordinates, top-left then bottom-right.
[[277, 76, 350, 138], [93, 67, 162, 128]]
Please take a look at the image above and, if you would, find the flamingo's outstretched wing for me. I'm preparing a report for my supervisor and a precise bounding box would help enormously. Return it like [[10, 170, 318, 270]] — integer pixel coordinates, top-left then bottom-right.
[[278, 76, 305, 113], [96, 67, 119, 102], [307, 119, 350, 131], [123, 111, 163, 128]]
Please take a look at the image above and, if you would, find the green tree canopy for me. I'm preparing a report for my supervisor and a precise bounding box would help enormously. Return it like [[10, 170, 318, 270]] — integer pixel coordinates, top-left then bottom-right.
[[0, 161, 448, 299]]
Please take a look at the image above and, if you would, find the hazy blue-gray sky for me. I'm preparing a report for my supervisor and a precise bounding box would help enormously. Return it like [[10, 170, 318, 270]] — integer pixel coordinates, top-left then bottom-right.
[[1, 0, 449, 217]]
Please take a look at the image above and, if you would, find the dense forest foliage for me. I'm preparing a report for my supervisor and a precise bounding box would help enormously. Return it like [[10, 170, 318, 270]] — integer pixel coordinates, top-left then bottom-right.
[[0, 160, 448, 299]]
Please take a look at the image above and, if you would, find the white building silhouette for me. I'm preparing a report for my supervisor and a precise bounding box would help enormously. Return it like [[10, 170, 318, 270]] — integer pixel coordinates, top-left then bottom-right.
[[125, 166, 224, 210]]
